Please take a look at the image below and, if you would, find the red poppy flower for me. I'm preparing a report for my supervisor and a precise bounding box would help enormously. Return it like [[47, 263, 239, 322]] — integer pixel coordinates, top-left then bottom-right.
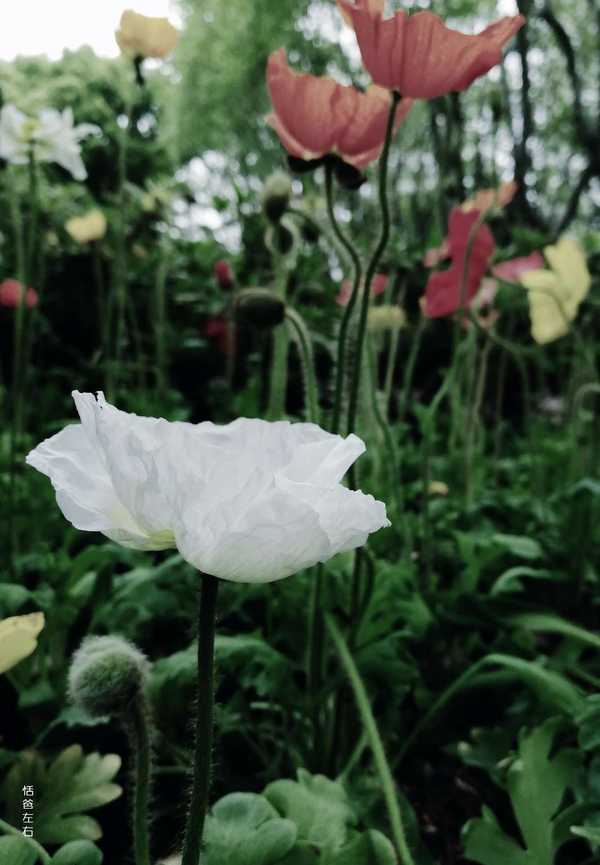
[[492, 251, 544, 282], [214, 259, 235, 290], [423, 209, 495, 318], [0, 279, 38, 309], [337, 2, 524, 99], [266, 49, 413, 169], [336, 272, 388, 306]]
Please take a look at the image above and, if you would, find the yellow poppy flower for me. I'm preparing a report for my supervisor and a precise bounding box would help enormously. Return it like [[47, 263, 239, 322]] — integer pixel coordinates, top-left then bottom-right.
[[65, 209, 107, 244], [520, 237, 591, 344], [115, 10, 179, 60], [0, 612, 45, 674]]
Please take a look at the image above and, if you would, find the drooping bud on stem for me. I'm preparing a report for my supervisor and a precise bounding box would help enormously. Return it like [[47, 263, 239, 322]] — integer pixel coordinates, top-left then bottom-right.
[[261, 171, 292, 223], [68, 636, 152, 865], [235, 288, 286, 330], [265, 216, 299, 257]]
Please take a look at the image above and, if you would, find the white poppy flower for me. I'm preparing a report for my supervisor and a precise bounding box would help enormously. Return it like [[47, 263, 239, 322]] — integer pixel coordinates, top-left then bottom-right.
[[0, 104, 100, 181], [26, 392, 389, 583]]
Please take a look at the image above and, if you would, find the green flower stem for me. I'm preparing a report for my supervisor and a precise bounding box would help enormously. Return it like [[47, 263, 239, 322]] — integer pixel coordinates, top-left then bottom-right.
[[182, 573, 219, 865], [324, 162, 362, 434], [0, 818, 51, 864], [345, 92, 400, 449], [285, 307, 319, 423], [126, 694, 153, 865], [399, 316, 426, 422], [307, 562, 325, 770], [154, 249, 169, 400], [325, 614, 416, 865], [267, 254, 290, 419]]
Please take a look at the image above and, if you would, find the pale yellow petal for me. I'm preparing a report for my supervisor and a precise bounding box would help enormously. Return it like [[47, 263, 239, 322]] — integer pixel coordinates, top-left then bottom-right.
[[544, 237, 591, 311], [0, 612, 45, 674], [521, 270, 569, 344]]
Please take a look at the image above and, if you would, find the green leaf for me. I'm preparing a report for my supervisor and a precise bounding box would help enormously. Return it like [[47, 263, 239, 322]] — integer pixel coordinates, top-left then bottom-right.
[[1, 746, 122, 846], [264, 770, 356, 851], [202, 793, 297, 865], [509, 718, 579, 862], [576, 695, 600, 751], [50, 840, 103, 865], [329, 830, 397, 864], [490, 567, 553, 596], [570, 825, 600, 844], [505, 613, 600, 651], [491, 534, 543, 560], [0, 837, 38, 865], [463, 806, 529, 865]]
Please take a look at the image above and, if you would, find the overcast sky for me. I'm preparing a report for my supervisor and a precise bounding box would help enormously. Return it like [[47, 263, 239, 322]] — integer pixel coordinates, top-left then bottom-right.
[[0, 1, 183, 61]]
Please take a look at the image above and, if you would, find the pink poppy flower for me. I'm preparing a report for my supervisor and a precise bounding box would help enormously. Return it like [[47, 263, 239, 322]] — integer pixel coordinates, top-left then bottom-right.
[[337, 2, 524, 99], [492, 251, 545, 282], [423, 209, 495, 318], [265, 49, 413, 169], [0, 279, 38, 309], [336, 272, 388, 306]]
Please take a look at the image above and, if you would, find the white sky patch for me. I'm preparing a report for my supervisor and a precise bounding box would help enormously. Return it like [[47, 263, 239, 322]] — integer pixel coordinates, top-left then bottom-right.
[[0, 0, 182, 61]]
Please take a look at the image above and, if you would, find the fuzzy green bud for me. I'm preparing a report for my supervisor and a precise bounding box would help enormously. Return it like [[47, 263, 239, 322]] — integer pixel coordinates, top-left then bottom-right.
[[235, 288, 286, 330], [261, 171, 292, 223], [68, 635, 149, 719]]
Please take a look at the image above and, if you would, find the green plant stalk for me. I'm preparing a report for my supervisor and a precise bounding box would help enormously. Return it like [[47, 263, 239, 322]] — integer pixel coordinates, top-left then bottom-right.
[[325, 614, 416, 865], [346, 92, 400, 450], [464, 336, 492, 506], [366, 336, 403, 517], [0, 818, 51, 864], [325, 162, 363, 434], [126, 694, 153, 865], [307, 562, 325, 771], [267, 254, 290, 419], [107, 78, 134, 401], [285, 307, 319, 422], [399, 316, 426, 421], [154, 249, 169, 399], [384, 322, 402, 419], [182, 573, 219, 865]]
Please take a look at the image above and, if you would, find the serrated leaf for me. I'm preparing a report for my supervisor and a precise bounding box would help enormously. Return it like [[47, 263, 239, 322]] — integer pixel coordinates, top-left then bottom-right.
[[509, 718, 580, 861], [264, 770, 356, 852], [1, 746, 122, 846], [463, 806, 529, 865], [202, 793, 297, 865]]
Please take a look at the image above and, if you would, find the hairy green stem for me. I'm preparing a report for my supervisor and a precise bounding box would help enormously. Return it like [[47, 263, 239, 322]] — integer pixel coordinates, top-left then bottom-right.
[[346, 92, 400, 446], [267, 254, 290, 419], [325, 614, 415, 865], [325, 162, 363, 434], [126, 694, 153, 865], [182, 574, 219, 865], [307, 563, 325, 770], [285, 307, 319, 423]]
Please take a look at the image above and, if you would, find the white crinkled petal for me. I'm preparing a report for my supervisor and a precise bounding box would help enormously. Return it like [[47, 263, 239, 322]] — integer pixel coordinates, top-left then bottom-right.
[[174, 483, 333, 582], [25, 423, 160, 549], [277, 477, 390, 556], [72, 391, 180, 543]]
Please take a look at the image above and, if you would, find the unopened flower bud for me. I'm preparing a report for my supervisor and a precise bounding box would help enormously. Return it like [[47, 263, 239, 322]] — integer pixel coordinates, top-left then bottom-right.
[[300, 219, 320, 244], [214, 259, 235, 290], [68, 635, 149, 719], [333, 158, 366, 191], [235, 289, 286, 330], [261, 171, 292, 223], [265, 216, 299, 257]]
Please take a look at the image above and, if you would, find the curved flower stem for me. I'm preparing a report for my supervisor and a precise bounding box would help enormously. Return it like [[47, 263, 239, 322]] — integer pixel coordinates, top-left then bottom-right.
[[267, 253, 290, 419], [325, 162, 363, 434], [325, 614, 416, 865], [307, 562, 325, 770], [0, 818, 51, 864], [285, 307, 319, 423], [126, 693, 153, 865], [182, 573, 219, 865], [346, 92, 400, 449]]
